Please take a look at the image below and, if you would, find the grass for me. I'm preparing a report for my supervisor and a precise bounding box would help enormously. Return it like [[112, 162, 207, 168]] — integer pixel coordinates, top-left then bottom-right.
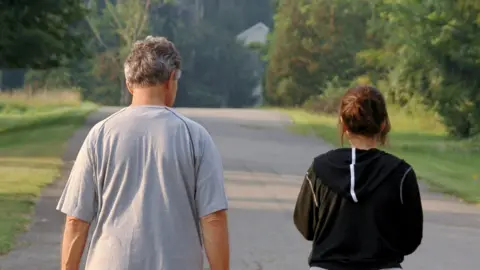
[[0, 89, 82, 107], [283, 106, 480, 203], [0, 90, 96, 254]]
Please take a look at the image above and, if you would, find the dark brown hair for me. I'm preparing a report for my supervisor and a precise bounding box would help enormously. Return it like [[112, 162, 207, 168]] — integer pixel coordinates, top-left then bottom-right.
[[339, 85, 391, 145]]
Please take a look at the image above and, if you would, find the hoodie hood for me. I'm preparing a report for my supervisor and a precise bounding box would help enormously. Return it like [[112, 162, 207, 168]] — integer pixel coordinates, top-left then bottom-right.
[[313, 148, 404, 203]]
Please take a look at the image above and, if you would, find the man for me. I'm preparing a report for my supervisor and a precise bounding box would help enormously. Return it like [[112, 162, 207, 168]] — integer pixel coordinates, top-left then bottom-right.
[[57, 36, 230, 270]]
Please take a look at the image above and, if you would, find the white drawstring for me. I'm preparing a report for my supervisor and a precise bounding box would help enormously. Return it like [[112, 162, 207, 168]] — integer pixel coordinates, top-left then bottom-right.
[[349, 148, 359, 203]]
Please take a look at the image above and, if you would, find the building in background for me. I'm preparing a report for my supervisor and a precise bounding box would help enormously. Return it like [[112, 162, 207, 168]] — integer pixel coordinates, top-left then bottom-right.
[[236, 22, 270, 107]]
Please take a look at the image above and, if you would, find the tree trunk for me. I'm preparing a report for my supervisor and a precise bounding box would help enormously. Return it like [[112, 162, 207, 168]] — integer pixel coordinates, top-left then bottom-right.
[[329, 4, 335, 34]]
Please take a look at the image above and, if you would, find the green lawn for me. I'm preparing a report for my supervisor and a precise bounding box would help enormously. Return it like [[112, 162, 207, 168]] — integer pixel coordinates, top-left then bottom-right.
[[284, 108, 480, 204], [0, 102, 96, 254]]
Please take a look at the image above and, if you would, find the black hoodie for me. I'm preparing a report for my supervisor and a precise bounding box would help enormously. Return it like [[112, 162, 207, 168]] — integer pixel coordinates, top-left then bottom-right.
[[293, 148, 423, 270]]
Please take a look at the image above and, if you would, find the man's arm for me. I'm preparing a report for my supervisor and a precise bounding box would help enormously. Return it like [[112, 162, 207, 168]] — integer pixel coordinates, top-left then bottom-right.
[[57, 130, 98, 270], [61, 217, 90, 270], [201, 210, 229, 270], [194, 127, 229, 270]]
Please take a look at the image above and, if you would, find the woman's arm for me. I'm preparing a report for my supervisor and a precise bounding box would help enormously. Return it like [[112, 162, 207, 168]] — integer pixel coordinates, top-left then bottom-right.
[[400, 167, 424, 255], [293, 162, 319, 241]]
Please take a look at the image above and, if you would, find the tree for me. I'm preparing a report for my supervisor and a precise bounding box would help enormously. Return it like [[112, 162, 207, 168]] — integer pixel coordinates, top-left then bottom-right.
[[22, 0, 269, 108], [0, 0, 88, 90], [150, 2, 261, 107], [83, 0, 153, 105], [359, 0, 480, 137], [265, 0, 372, 106], [265, 0, 480, 137], [265, 0, 304, 105]]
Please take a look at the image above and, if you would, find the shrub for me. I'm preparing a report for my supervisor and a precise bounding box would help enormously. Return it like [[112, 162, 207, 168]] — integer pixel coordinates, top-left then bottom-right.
[[302, 77, 346, 114]]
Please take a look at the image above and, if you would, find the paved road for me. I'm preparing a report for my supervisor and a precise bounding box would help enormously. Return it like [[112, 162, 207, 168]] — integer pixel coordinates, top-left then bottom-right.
[[1, 107, 480, 269]]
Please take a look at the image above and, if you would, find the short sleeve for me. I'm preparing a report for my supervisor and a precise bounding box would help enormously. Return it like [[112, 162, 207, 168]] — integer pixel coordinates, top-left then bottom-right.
[[195, 131, 228, 218], [56, 131, 98, 223]]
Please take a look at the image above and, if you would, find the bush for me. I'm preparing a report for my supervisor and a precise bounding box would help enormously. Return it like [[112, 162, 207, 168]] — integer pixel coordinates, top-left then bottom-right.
[[434, 84, 480, 138], [302, 77, 346, 114]]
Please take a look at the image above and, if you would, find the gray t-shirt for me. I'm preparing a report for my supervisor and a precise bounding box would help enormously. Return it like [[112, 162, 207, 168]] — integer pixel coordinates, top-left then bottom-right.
[[57, 106, 228, 270]]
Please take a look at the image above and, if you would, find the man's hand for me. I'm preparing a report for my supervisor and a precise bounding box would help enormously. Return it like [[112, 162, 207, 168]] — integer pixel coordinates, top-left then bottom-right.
[[61, 216, 90, 270], [201, 210, 229, 270]]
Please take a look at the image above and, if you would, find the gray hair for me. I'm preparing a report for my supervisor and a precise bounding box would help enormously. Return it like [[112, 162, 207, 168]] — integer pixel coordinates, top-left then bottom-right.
[[124, 36, 181, 88]]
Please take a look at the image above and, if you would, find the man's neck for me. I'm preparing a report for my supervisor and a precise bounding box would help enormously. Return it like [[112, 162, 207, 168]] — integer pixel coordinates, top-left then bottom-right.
[[131, 97, 167, 107], [130, 86, 168, 107]]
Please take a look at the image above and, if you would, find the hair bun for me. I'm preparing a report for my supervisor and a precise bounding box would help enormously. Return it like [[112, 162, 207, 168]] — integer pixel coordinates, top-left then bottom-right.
[[339, 86, 391, 145]]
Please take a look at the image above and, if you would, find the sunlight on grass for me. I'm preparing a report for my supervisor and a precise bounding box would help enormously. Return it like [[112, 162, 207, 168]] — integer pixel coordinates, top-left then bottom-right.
[[0, 88, 82, 107], [0, 159, 61, 253], [0, 100, 95, 254], [0, 124, 82, 254], [0, 103, 96, 133], [283, 108, 480, 203]]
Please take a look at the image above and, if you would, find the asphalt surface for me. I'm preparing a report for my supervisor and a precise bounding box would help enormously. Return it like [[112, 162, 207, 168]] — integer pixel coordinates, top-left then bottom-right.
[[1, 107, 480, 270]]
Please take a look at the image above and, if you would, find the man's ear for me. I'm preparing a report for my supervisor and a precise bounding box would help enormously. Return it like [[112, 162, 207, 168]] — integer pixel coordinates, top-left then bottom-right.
[[127, 84, 134, 95], [166, 71, 176, 90]]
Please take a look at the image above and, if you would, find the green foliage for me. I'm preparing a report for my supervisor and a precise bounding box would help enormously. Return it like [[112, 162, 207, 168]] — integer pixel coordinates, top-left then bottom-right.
[[267, 0, 480, 138], [360, 0, 480, 138], [266, 0, 372, 106], [20, 0, 272, 108], [303, 77, 347, 114], [149, 2, 261, 107], [0, 0, 88, 69]]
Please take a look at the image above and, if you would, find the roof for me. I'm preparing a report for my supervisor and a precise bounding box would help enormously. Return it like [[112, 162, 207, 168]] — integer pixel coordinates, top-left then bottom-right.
[[236, 22, 270, 46]]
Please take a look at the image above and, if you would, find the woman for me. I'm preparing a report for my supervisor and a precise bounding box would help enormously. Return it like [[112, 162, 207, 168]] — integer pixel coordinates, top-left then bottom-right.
[[293, 86, 423, 270]]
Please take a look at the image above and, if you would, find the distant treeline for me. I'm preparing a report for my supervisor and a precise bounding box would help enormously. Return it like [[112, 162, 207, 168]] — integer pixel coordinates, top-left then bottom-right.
[[265, 0, 480, 138], [0, 0, 274, 108]]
